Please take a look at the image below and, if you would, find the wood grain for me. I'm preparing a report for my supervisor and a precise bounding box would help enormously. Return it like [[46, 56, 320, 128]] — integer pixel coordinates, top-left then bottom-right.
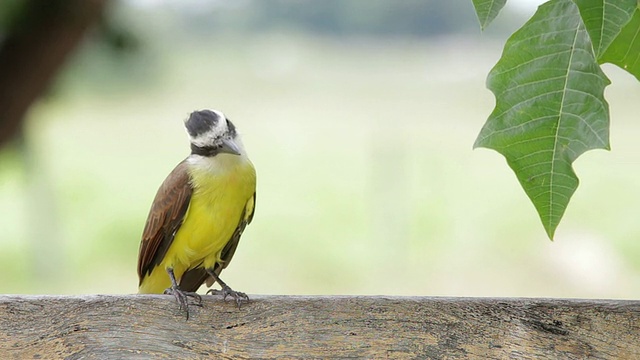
[[0, 295, 638, 359]]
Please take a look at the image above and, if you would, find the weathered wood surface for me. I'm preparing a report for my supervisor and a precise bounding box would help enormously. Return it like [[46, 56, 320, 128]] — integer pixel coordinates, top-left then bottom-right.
[[0, 295, 638, 359]]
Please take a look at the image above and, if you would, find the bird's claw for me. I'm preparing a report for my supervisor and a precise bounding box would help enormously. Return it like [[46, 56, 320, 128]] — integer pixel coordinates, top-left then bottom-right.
[[164, 286, 202, 319], [207, 286, 249, 308]]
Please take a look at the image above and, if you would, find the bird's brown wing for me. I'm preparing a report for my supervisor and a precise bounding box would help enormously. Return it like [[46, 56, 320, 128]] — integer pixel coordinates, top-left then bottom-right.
[[179, 192, 256, 292], [137, 160, 192, 285]]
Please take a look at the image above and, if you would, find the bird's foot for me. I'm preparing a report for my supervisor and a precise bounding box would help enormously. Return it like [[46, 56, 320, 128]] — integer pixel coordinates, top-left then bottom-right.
[[207, 285, 249, 308], [164, 286, 202, 319]]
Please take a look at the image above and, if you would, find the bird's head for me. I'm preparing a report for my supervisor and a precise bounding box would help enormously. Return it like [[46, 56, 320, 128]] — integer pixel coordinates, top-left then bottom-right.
[[185, 109, 242, 156]]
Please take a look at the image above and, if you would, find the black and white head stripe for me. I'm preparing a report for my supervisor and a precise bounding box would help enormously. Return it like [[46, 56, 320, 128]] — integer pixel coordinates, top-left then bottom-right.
[[185, 109, 233, 147]]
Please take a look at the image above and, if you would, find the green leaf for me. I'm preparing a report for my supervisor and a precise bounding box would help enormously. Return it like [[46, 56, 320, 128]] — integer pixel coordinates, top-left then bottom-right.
[[600, 7, 640, 80], [574, 0, 637, 57], [474, 0, 611, 239], [472, 0, 507, 30]]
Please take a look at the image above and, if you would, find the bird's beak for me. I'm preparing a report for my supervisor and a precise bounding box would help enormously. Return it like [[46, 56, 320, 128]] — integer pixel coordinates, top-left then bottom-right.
[[219, 137, 241, 155]]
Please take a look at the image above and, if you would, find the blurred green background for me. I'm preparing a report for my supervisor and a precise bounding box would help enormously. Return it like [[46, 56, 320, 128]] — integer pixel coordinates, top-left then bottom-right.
[[1, 0, 639, 298]]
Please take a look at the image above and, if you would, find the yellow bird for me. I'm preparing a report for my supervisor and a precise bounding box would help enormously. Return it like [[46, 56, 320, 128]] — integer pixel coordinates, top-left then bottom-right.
[[137, 109, 256, 317]]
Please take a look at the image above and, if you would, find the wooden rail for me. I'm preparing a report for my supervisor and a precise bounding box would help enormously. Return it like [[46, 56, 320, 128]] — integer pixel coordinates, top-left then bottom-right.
[[0, 295, 638, 359]]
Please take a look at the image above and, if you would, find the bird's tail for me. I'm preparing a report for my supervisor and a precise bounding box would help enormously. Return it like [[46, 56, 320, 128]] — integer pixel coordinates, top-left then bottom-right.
[[178, 268, 210, 293]]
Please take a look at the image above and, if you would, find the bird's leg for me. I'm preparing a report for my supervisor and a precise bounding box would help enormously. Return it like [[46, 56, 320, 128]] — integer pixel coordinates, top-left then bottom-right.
[[205, 269, 249, 308], [163, 268, 202, 319]]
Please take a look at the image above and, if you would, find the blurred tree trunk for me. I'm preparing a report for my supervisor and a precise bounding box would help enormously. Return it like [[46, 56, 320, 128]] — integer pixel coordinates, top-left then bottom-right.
[[0, 0, 108, 147]]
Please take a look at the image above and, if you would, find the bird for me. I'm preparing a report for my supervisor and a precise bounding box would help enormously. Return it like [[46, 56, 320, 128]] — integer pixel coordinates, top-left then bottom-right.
[[137, 109, 256, 318]]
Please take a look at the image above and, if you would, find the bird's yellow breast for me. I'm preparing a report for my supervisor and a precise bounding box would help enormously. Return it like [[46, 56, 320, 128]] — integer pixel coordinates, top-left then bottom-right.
[[139, 153, 255, 293]]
